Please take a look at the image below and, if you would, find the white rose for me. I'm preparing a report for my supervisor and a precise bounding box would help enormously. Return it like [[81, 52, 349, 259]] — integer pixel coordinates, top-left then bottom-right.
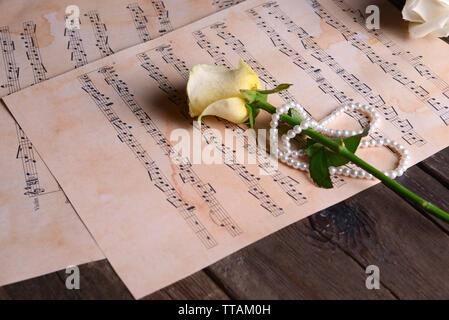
[[402, 0, 449, 38], [187, 59, 260, 124]]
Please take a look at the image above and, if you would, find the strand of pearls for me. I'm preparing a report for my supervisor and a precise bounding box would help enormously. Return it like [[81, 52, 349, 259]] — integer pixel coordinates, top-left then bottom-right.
[[269, 102, 410, 180]]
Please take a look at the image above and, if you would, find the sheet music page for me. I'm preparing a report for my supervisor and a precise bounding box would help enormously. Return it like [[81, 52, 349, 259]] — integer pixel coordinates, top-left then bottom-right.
[[0, 0, 242, 286], [4, 0, 449, 297]]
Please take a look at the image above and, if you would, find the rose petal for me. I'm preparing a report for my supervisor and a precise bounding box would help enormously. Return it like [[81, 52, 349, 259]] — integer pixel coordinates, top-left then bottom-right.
[[403, 0, 449, 37], [198, 97, 249, 124], [187, 58, 260, 117], [408, 12, 449, 37]]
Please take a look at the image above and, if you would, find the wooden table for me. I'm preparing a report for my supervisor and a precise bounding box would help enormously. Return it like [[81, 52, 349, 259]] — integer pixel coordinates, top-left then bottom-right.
[[1, 0, 449, 300], [1, 147, 448, 300]]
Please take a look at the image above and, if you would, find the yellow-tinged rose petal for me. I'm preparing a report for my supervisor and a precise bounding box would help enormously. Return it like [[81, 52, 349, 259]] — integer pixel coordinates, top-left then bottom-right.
[[187, 58, 259, 117], [198, 97, 249, 124], [402, 0, 449, 38]]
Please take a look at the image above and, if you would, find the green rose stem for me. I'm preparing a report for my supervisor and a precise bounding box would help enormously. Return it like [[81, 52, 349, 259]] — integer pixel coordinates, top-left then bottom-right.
[[254, 100, 449, 223]]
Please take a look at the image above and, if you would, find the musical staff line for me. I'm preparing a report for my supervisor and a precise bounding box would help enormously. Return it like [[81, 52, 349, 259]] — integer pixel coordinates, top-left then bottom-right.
[[209, 21, 298, 105], [308, 0, 448, 127], [333, 0, 449, 93], [78, 73, 217, 249], [207, 21, 351, 186], [332, 0, 449, 126], [254, 1, 425, 146], [151, 0, 173, 36], [126, 3, 151, 43], [138, 51, 285, 216], [252, 1, 426, 147], [84, 10, 114, 57], [15, 124, 45, 197], [0, 26, 20, 94], [21, 21, 47, 84], [211, 0, 244, 10], [1, 25, 47, 200], [99, 65, 242, 237], [191, 32, 309, 204], [64, 26, 88, 68]]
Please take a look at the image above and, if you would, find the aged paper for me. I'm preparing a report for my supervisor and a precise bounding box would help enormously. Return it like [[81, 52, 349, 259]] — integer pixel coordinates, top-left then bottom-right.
[[4, 0, 449, 298], [0, 0, 242, 286]]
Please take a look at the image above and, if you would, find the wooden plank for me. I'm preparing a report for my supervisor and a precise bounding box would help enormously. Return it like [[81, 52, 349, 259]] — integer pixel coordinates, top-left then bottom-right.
[[143, 271, 230, 300], [396, 164, 449, 232], [309, 179, 449, 299], [0, 270, 79, 300], [420, 147, 449, 189], [0, 259, 229, 299], [205, 219, 395, 299]]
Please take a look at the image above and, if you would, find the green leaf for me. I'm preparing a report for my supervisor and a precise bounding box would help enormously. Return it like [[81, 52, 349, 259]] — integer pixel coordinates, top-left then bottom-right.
[[309, 148, 333, 188], [306, 139, 323, 157], [240, 90, 267, 104], [257, 83, 292, 94], [306, 138, 317, 148], [289, 108, 303, 123], [325, 149, 349, 167], [323, 127, 370, 167]]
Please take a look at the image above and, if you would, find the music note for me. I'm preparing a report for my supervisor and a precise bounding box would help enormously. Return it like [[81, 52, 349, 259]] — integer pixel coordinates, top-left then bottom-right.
[[126, 3, 151, 43], [79, 72, 217, 249], [84, 10, 114, 57]]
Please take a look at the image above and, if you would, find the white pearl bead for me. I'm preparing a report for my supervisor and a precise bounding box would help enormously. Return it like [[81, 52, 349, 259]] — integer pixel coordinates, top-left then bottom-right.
[[300, 122, 309, 130], [273, 101, 410, 181], [287, 130, 296, 138]]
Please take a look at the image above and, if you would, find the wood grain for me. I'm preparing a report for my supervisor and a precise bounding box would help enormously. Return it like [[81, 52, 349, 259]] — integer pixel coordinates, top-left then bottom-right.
[[1, 0, 449, 300], [310, 176, 449, 299], [205, 219, 394, 299], [0, 260, 228, 300]]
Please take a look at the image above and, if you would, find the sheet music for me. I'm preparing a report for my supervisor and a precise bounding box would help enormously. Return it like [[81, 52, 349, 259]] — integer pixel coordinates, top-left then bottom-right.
[[4, 0, 449, 298], [0, 0, 242, 286]]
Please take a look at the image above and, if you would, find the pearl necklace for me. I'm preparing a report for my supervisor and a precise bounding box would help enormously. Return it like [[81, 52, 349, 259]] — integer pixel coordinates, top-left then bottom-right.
[[269, 102, 410, 180]]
